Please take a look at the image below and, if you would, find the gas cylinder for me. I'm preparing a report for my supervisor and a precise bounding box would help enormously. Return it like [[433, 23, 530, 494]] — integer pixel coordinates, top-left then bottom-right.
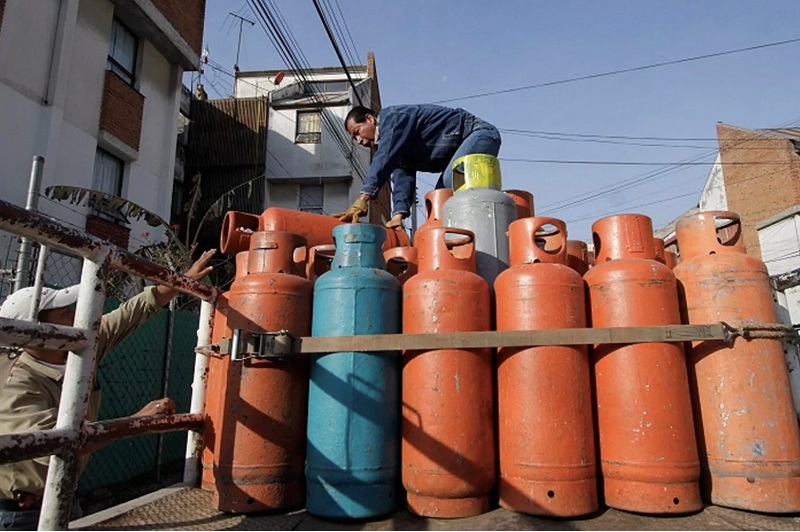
[[212, 231, 312, 513], [585, 214, 701, 514], [674, 211, 800, 512], [417, 189, 453, 235], [402, 227, 494, 518], [306, 244, 336, 283], [495, 218, 597, 517], [566, 239, 590, 276], [220, 208, 408, 255], [664, 250, 678, 269], [306, 223, 401, 519], [385, 246, 418, 287], [504, 189, 535, 220], [201, 251, 248, 492], [442, 189, 516, 288], [653, 237, 679, 269]]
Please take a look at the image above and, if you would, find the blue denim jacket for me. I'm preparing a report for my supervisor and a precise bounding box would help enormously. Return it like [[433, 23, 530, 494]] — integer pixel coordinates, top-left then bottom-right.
[[359, 104, 498, 215]]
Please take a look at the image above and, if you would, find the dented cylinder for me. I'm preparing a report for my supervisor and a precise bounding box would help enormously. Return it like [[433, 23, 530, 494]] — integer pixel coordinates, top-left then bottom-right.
[[212, 231, 312, 513], [201, 251, 248, 492], [402, 227, 494, 518], [495, 218, 597, 517], [585, 214, 701, 514], [674, 211, 800, 512], [504, 189, 535, 220]]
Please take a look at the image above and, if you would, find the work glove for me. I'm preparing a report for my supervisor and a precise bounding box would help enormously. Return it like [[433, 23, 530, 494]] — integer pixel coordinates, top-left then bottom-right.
[[333, 197, 369, 223], [384, 217, 405, 231]]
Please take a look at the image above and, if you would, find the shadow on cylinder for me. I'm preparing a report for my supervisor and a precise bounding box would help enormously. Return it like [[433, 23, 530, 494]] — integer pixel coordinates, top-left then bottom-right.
[[220, 208, 409, 257], [306, 244, 336, 284], [495, 218, 597, 517], [402, 227, 494, 518], [585, 214, 701, 514], [201, 251, 248, 492], [306, 224, 401, 519], [566, 240, 591, 276], [674, 211, 800, 512], [504, 189, 535, 220], [211, 231, 312, 513]]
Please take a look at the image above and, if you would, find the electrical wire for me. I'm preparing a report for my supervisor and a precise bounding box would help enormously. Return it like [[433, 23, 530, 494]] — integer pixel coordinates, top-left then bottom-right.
[[433, 37, 800, 104]]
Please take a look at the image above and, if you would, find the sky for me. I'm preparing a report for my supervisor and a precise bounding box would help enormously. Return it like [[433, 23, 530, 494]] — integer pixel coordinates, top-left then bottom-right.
[[197, 0, 800, 242]]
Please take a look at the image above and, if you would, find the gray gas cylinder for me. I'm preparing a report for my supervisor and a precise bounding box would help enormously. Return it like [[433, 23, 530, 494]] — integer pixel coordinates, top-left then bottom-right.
[[442, 188, 517, 287]]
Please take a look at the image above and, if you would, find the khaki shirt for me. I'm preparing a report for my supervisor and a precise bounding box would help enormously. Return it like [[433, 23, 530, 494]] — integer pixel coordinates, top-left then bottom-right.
[[0, 286, 161, 499]]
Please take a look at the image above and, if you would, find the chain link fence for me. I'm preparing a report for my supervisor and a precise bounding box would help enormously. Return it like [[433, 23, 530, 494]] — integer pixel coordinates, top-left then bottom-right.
[[0, 235, 202, 510]]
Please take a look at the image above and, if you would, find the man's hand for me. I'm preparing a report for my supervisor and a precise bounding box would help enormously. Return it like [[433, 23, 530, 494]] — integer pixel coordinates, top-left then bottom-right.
[[155, 249, 217, 306], [133, 398, 176, 417], [332, 195, 369, 223]]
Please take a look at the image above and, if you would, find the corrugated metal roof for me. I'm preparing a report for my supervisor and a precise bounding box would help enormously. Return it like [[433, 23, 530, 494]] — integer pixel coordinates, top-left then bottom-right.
[[272, 93, 350, 108], [185, 97, 268, 167]]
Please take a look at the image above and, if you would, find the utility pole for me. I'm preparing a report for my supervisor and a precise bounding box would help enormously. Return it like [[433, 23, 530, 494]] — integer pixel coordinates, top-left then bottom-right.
[[229, 12, 255, 98]]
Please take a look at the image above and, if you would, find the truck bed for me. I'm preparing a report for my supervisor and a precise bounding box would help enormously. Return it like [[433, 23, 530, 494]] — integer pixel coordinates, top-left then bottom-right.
[[71, 485, 800, 531]]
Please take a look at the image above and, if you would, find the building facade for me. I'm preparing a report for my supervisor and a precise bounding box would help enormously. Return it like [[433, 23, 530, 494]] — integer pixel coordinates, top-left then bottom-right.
[[0, 0, 205, 292]]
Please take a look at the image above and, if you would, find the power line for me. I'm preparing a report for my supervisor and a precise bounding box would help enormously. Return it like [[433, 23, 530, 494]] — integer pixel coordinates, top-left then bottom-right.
[[434, 36, 800, 104], [498, 128, 800, 142], [310, 0, 364, 106], [500, 158, 794, 166]]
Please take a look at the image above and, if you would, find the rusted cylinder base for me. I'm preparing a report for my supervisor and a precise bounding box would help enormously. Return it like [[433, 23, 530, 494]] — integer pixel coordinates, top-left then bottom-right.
[[213, 481, 304, 514], [708, 474, 800, 513], [604, 478, 702, 514], [406, 492, 490, 518], [498, 477, 598, 517]]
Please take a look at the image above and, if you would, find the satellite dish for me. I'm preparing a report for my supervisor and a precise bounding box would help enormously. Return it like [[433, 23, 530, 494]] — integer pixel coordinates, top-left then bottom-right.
[[273, 71, 285, 86]]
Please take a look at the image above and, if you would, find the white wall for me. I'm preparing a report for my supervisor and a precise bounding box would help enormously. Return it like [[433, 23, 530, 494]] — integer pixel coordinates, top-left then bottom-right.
[[699, 153, 728, 211]]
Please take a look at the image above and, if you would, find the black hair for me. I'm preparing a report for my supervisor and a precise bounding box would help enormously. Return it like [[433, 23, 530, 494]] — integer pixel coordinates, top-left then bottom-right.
[[345, 106, 376, 127]]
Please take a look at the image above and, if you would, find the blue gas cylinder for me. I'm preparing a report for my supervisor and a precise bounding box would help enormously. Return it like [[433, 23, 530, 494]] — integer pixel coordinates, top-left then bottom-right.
[[306, 223, 402, 518]]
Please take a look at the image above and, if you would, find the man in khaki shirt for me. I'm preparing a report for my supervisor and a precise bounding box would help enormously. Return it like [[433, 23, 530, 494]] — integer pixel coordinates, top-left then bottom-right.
[[0, 249, 215, 530]]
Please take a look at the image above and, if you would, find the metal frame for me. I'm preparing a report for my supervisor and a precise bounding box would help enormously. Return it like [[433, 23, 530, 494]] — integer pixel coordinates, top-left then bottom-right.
[[0, 198, 217, 530]]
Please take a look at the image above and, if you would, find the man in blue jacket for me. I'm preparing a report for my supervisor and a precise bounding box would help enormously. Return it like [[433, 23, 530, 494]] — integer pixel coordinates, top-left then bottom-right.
[[338, 104, 501, 226]]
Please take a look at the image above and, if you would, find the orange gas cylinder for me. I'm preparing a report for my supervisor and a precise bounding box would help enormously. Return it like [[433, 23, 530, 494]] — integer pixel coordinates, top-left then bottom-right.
[[402, 227, 494, 518], [653, 237, 668, 264], [664, 249, 678, 269], [385, 246, 418, 286], [566, 239, 590, 276], [201, 251, 249, 492], [495, 218, 597, 517], [585, 214, 701, 514], [212, 231, 312, 513], [306, 244, 336, 283], [674, 211, 800, 512], [220, 208, 408, 255], [417, 189, 453, 235], [504, 189, 535, 220]]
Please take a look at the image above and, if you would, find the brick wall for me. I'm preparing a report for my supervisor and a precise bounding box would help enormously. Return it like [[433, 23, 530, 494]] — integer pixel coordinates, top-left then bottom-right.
[[150, 0, 206, 56], [718, 123, 800, 257], [100, 71, 145, 152], [86, 214, 131, 250], [365, 52, 392, 224], [0, 0, 6, 38]]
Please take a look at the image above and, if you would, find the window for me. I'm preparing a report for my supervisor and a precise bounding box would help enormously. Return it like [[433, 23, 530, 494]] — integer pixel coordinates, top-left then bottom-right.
[[92, 149, 126, 222], [299, 185, 324, 214], [295, 111, 322, 144], [107, 18, 138, 85]]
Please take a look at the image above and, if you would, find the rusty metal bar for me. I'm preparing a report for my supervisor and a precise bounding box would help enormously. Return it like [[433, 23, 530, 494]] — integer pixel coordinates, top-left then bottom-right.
[[29, 244, 50, 320], [85, 413, 203, 447], [0, 317, 88, 351], [39, 255, 108, 531], [183, 299, 214, 486], [0, 428, 77, 465], [773, 266, 800, 292], [0, 198, 215, 301]]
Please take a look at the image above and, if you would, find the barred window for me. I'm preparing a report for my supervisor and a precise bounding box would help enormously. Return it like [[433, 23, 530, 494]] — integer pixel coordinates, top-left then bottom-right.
[[295, 110, 322, 144], [107, 18, 138, 85], [299, 185, 324, 214]]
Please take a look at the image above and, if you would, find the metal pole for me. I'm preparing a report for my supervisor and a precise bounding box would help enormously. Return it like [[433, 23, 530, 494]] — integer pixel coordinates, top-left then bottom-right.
[[156, 300, 176, 482], [13, 156, 45, 292], [183, 298, 214, 485], [38, 254, 108, 531], [28, 245, 50, 321]]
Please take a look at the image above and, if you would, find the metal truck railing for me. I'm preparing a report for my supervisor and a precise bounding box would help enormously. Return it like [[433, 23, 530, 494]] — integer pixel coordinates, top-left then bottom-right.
[[0, 197, 217, 530]]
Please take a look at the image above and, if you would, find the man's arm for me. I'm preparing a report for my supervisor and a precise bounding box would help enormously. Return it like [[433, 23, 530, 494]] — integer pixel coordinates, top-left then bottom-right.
[[360, 110, 416, 199]]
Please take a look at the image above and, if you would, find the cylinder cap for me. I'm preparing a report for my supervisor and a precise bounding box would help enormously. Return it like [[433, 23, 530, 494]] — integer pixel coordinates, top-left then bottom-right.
[[592, 214, 655, 262]]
